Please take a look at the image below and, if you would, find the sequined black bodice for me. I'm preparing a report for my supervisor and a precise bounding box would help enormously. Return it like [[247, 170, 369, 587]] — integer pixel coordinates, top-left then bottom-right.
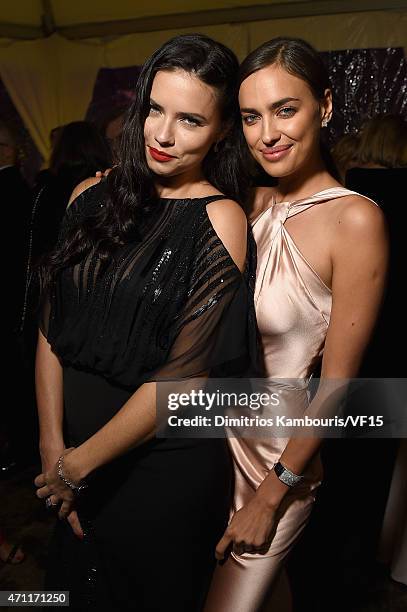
[[41, 182, 257, 389]]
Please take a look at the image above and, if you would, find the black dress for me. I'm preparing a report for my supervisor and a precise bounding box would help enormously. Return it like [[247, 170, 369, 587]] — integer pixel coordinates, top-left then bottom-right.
[[41, 182, 257, 611]]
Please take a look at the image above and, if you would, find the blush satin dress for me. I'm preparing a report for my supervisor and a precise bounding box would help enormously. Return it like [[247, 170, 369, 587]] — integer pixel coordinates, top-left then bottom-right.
[[205, 187, 378, 611]]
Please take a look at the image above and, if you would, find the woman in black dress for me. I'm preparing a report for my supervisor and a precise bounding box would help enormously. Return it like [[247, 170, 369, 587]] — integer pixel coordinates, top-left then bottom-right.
[[34, 35, 256, 611]]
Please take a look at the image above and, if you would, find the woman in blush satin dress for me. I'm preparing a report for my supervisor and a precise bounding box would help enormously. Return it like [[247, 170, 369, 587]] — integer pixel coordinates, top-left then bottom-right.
[[205, 37, 388, 612]]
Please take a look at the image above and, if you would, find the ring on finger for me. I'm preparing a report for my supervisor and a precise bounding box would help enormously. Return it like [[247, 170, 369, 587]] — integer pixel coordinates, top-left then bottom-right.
[[45, 497, 58, 509], [45, 497, 53, 509]]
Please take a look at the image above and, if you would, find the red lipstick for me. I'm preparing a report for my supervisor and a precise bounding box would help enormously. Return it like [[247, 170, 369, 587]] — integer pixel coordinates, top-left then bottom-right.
[[148, 146, 177, 162]]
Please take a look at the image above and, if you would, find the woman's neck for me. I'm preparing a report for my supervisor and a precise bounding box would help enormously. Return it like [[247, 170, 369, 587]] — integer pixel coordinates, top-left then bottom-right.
[[155, 169, 211, 199], [274, 157, 340, 203]]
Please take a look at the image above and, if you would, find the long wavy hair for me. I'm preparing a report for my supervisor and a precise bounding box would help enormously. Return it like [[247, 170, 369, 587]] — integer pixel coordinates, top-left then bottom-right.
[[40, 34, 248, 292], [239, 37, 340, 182]]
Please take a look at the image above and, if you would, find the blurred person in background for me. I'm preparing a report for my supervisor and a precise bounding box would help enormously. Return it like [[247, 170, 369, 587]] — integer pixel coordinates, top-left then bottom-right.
[[331, 132, 360, 183], [50, 125, 63, 151], [101, 107, 127, 163], [31, 121, 112, 263], [346, 114, 406, 212], [0, 119, 32, 471], [0, 119, 31, 313], [34, 125, 65, 191]]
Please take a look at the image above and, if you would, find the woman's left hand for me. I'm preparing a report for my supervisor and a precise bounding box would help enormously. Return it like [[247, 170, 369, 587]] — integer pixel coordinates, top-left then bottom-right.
[[34, 448, 76, 519], [215, 494, 278, 560]]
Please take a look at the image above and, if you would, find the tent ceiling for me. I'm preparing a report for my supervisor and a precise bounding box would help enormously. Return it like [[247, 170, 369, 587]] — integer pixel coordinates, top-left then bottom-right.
[[1, 0, 406, 38], [2, 1, 314, 26]]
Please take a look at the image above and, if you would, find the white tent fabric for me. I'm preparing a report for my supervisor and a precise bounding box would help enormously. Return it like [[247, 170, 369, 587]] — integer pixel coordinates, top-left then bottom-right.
[[0, 8, 405, 159], [0, 35, 103, 158]]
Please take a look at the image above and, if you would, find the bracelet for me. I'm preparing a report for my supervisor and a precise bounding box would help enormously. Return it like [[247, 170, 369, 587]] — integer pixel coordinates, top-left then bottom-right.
[[273, 461, 304, 487], [57, 455, 88, 495]]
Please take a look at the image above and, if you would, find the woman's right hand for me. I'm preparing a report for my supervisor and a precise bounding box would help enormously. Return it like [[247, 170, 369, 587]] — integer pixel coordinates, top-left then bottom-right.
[[40, 446, 84, 540]]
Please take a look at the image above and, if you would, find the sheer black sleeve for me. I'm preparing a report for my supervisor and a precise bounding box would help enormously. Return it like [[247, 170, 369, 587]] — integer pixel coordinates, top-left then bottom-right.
[[38, 188, 92, 339], [144, 212, 257, 382]]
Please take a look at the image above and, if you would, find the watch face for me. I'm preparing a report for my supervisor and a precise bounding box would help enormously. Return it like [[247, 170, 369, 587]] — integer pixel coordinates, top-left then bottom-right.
[[280, 471, 297, 487], [274, 462, 303, 487]]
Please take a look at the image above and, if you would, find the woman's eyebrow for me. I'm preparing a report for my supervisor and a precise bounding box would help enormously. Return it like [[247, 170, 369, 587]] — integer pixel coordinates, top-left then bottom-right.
[[150, 98, 208, 122], [241, 97, 300, 114], [240, 106, 259, 114], [177, 111, 208, 122], [269, 97, 300, 109], [150, 98, 163, 109]]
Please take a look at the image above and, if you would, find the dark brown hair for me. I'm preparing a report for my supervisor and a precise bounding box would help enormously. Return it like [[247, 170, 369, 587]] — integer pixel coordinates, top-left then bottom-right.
[[239, 36, 330, 97]]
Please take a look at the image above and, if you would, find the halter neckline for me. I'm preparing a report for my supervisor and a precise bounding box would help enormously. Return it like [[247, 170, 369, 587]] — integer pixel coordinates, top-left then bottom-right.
[[251, 186, 377, 228], [272, 186, 355, 206]]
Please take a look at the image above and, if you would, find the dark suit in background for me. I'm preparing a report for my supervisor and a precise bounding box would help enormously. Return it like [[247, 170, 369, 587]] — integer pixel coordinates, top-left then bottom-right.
[[1, 164, 36, 466]]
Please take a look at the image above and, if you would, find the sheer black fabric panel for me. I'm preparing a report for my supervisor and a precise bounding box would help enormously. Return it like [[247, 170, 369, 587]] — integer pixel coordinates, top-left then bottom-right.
[[39, 182, 258, 388]]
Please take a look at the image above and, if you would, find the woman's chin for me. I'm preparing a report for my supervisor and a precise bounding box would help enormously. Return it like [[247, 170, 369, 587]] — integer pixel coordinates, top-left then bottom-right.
[[259, 163, 295, 179], [148, 163, 177, 176]]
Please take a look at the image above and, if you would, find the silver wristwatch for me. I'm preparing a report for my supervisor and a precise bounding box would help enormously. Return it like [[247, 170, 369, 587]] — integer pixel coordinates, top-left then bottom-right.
[[273, 461, 304, 487]]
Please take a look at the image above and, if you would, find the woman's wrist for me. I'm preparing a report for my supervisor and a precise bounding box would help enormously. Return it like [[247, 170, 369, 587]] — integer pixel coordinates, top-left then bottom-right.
[[39, 437, 64, 457], [255, 469, 290, 510], [61, 446, 90, 483]]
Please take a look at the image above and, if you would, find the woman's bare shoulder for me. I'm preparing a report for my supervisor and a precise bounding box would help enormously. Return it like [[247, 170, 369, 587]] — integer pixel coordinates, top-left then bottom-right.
[[205, 198, 247, 231], [328, 193, 387, 259], [205, 199, 247, 272], [332, 193, 384, 232]]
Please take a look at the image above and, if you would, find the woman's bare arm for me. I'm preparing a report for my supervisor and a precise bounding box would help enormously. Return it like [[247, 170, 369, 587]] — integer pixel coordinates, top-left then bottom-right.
[[256, 196, 389, 507], [36, 330, 84, 537], [35, 329, 64, 466]]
